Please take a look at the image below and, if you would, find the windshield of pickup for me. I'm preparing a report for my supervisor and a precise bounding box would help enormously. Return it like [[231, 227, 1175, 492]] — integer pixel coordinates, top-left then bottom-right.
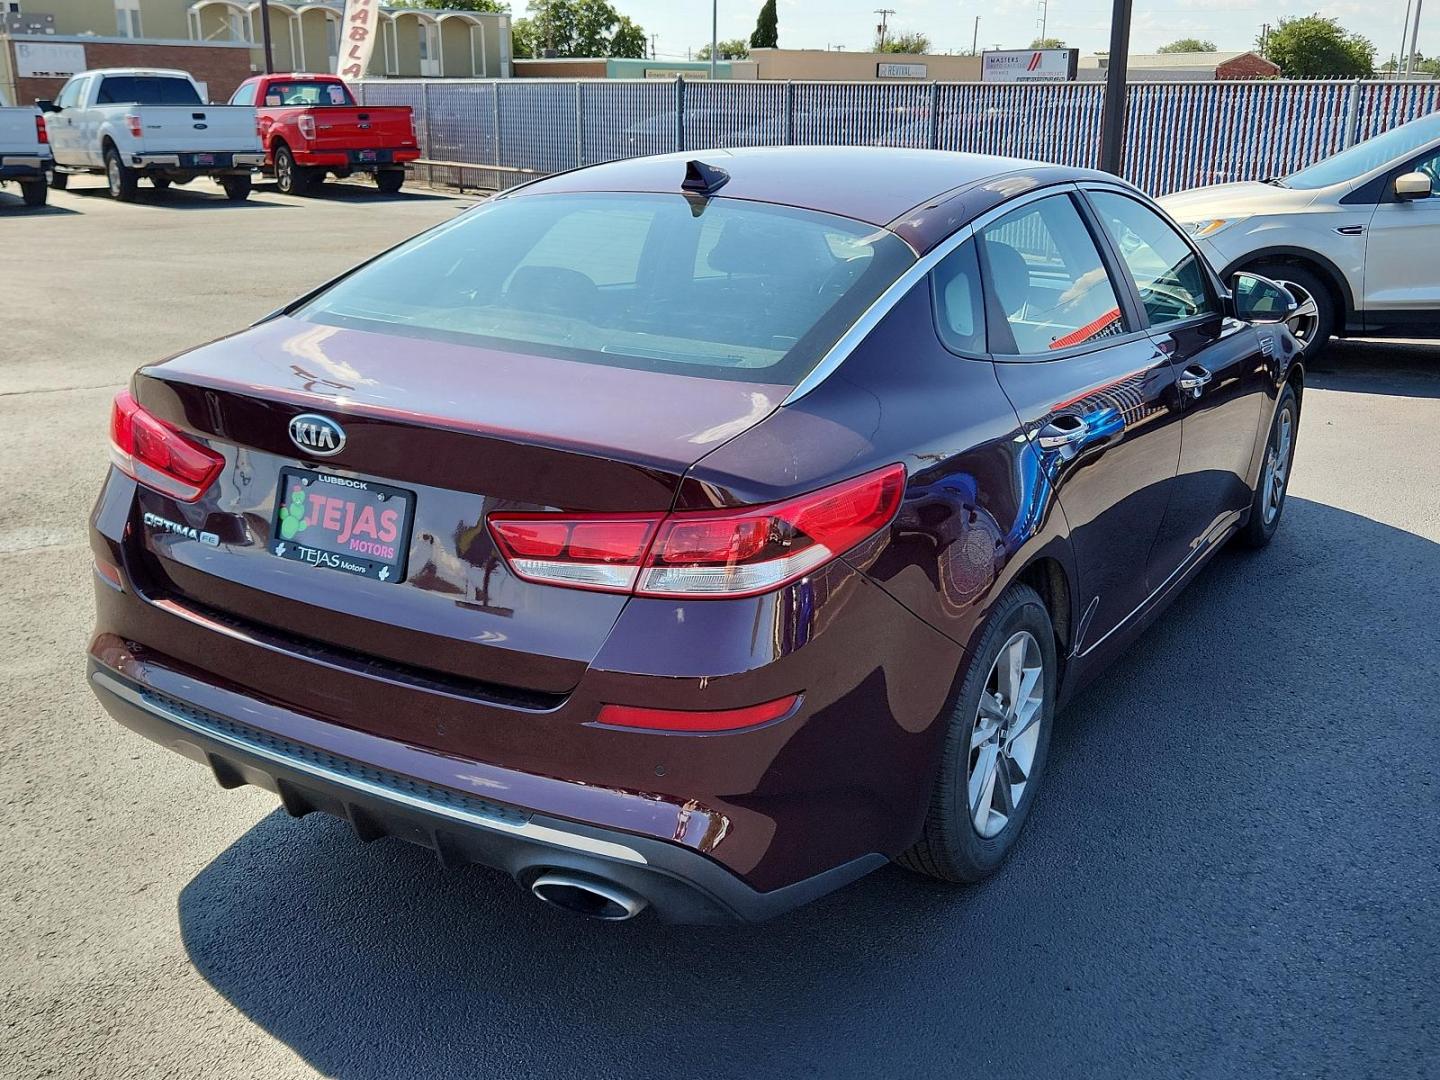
[[1283, 114, 1440, 190], [95, 75, 202, 107], [259, 81, 355, 107]]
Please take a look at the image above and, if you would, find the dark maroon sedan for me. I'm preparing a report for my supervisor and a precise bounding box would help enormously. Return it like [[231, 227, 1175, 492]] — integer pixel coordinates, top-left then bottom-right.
[[89, 148, 1303, 922]]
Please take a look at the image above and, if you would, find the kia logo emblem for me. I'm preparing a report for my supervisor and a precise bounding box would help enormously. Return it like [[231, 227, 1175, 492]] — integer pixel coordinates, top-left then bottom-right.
[[288, 413, 346, 457]]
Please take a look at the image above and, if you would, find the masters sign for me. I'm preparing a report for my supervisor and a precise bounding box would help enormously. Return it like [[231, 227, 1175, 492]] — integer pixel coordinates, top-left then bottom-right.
[[981, 48, 1079, 82]]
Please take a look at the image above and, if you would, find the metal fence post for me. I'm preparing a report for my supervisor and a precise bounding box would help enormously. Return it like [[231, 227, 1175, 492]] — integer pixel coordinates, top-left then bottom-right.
[[785, 81, 795, 145], [1344, 81, 1363, 148], [675, 77, 686, 153], [493, 80, 503, 185], [575, 81, 585, 166], [928, 81, 941, 149], [421, 81, 432, 187]]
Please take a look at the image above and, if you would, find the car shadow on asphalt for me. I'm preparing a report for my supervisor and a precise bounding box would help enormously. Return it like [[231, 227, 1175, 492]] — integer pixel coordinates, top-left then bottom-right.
[[252, 179, 464, 203], [0, 193, 79, 215], [1309, 341, 1440, 399], [64, 183, 292, 209], [177, 497, 1440, 1080]]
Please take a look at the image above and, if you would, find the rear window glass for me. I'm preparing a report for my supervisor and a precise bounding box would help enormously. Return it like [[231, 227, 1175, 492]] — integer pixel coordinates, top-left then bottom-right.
[[297, 193, 915, 385], [260, 81, 354, 107], [96, 76, 202, 107]]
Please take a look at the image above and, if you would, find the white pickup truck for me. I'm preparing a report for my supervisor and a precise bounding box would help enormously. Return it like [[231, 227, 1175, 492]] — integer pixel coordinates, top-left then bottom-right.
[[0, 88, 51, 208], [38, 68, 264, 201]]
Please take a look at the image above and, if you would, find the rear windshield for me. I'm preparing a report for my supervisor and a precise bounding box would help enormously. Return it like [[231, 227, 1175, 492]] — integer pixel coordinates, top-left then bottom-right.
[[296, 192, 915, 385], [96, 76, 202, 107], [259, 80, 354, 107]]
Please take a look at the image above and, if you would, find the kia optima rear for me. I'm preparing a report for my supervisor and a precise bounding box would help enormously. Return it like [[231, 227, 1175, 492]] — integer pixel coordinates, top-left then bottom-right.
[[89, 148, 1301, 921]]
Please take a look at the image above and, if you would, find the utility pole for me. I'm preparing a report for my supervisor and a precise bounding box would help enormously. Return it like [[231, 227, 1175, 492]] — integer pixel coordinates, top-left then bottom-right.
[[650, 33, 657, 60], [1099, 0, 1133, 175], [1036, 0, 1049, 43], [1398, 0, 1413, 74], [1406, 0, 1425, 77], [972, 16, 980, 55], [874, 8, 894, 51], [1259, 22, 1270, 59], [710, 0, 717, 79], [257, 0, 274, 74]]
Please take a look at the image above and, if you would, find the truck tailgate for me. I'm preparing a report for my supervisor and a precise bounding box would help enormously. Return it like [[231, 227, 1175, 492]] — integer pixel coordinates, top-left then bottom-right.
[[306, 106, 413, 152], [0, 108, 45, 156], [135, 105, 260, 154]]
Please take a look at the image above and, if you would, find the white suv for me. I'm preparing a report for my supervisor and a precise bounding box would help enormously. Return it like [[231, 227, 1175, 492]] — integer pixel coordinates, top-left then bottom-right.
[[1160, 113, 1440, 358]]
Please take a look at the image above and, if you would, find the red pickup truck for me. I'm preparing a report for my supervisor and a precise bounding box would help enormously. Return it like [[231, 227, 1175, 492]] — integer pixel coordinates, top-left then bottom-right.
[[230, 73, 418, 195]]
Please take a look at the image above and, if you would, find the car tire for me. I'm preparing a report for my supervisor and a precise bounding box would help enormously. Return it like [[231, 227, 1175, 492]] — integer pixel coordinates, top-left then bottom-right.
[[375, 169, 404, 194], [48, 169, 68, 190], [1237, 383, 1299, 550], [104, 146, 138, 202], [897, 582, 1057, 883], [220, 175, 252, 202], [1249, 263, 1334, 360], [20, 180, 47, 207], [273, 146, 313, 196]]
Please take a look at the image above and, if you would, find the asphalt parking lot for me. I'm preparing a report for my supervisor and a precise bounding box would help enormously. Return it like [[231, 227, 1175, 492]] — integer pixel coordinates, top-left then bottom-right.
[[2, 175, 1437, 1080]]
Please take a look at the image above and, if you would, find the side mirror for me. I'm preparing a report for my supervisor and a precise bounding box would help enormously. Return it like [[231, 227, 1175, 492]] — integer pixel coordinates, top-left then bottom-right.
[[1230, 272, 1298, 324], [1394, 171, 1433, 201], [35, 99, 58, 113]]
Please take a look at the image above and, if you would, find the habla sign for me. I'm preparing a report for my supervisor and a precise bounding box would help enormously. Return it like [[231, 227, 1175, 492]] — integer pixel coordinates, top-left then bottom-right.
[[338, 0, 379, 81]]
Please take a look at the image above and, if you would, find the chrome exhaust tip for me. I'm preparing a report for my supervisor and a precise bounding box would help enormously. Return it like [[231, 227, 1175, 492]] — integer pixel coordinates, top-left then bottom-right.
[[530, 871, 649, 921]]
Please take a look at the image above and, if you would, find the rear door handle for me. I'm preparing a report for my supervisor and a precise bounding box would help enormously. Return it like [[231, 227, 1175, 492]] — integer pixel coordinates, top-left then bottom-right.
[[1177, 365, 1213, 393], [1036, 416, 1089, 449]]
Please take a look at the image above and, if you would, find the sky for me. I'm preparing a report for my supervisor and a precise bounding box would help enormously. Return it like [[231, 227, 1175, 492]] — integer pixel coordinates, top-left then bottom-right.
[[611, 0, 1436, 65]]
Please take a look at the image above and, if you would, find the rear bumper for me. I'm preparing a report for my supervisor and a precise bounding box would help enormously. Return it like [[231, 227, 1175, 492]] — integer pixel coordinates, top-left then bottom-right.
[[88, 658, 883, 923], [0, 155, 48, 179], [295, 148, 419, 168], [131, 152, 265, 171]]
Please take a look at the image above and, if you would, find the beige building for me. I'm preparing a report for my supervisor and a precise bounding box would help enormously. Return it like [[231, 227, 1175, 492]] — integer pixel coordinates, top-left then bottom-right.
[[1, 0, 509, 102], [749, 48, 981, 82]]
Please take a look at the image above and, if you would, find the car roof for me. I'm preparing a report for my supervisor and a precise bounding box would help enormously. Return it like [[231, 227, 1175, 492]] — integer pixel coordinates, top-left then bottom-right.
[[504, 146, 1129, 252]]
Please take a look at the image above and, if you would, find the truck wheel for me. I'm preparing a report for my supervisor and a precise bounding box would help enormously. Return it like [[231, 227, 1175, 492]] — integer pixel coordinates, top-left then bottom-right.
[[104, 147, 138, 202], [273, 146, 313, 196], [375, 169, 404, 194], [49, 169, 68, 191], [21, 180, 48, 207], [220, 175, 253, 202]]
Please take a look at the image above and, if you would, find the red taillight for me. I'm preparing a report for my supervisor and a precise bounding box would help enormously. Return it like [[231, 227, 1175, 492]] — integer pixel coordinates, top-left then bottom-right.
[[109, 391, 225, 502], [596, 695, 800, 733], [487, 463, 906, 599], [35, 115, 47, 144], [298, 114, 316, 140], [125, 113, 142, 138]]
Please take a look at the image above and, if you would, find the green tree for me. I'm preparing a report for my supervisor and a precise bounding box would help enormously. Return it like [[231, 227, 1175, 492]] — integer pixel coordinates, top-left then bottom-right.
[[697, 39, 750, 60], [877, 30, 931, 53], [1158, 37, 1216, 53], [1259, 15, 1374, 78], [750, 0, 778, 50], [1030, 37, 1067, 49], [510, 0, 645, 59]]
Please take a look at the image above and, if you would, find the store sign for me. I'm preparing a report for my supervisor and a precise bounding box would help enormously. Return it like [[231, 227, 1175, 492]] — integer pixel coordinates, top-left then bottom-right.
[[15, 42, 86, 79], [981, 48, 1078, 82], [337, 0, 379, 81], [877, 62, 927, 79]]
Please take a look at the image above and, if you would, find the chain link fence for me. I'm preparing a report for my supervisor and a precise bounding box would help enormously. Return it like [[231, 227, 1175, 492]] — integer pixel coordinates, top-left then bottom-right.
[[355, 77, 1440, 197]]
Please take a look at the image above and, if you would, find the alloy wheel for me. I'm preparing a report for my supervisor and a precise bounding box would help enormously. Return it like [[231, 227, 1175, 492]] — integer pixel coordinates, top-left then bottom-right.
[[1262, 403, 1295, 525], [107, 156, 121, 197], [1276, 279, 1321, 350], [277, 151, 293, 193], [968, 630, 1045, 839]]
